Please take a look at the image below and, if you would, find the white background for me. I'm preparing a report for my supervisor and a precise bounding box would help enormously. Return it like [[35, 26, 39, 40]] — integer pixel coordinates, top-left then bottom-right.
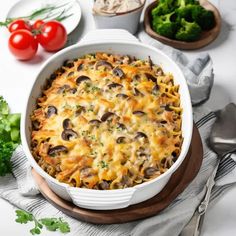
[[0, 0, 236, 235]]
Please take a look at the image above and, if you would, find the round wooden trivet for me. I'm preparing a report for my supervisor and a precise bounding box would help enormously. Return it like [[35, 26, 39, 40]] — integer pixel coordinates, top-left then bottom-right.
[[32, 124, 203, 224]]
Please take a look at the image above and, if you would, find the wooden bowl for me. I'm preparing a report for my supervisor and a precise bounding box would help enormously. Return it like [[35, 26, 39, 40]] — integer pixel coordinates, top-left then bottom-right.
[[144, 0, 221, 50]]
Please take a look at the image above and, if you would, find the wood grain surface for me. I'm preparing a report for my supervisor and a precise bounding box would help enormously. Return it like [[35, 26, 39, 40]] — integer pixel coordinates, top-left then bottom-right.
[[144, 0, 221, 50], [32, 124, 203, 224]]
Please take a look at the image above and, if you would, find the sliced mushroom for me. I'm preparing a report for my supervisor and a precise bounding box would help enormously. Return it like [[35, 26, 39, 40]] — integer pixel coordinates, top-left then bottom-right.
[[116, 136, 126, 144], [76, 75, 91, 85], [75, 106, 86, 116], [62, 118, 72, 129], [58, 67, 65, 74], [80, 167, 93, 178], [164, 105, 172, 111], [172, 152, 178, 162], [46, 106, 57, 118], [134, 176, 143, 184], [121, 55, 132, 64], [50, 73, 57, 81], [160, 120, 167, 124], [107, 83, 123, 89], [116, 93, 129, 99], [134, 132, 148, 140], [99, 180, 110, 190], [152, 84, 159, 95], [161, 157, 167, 165], [144, 167, 158, 178], [117, 123, 126, 130], [101, 112, 115, 122], [67, 71, 74, 77], [121, 175, 132, 187], [95, 60, 113, 70], [69, 88, 77, 94], [156, 68, 164, 76], [63, 60, 74, 68], [89, 119, 102, 127], [145, 73, 157, 83], [133, 111, 146, 116], [148, 56, 153, 69], [139, 152, 149, 158], [113, 67, 125, 78], [133, 74, 141, 81], [31, 140, 38, 148], [57, 84, 70, 94], [134, 88, 144, 96], [48, 145, 68, 156], [61, 129, 78, 141], [32, 120, 40, 130], [77, 63, 83, 71]]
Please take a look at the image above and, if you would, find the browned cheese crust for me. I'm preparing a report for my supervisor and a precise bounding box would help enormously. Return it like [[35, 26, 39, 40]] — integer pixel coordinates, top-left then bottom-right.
[[31, 53, 182, 190]]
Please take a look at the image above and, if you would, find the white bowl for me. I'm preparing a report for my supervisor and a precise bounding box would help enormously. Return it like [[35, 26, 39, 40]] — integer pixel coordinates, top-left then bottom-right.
[[21, 29, 193, 210], [93, 1, 146, 34]]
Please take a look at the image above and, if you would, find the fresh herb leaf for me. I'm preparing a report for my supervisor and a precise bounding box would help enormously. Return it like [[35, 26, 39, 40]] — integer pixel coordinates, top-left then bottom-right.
[[15, 210, 33, 224], [40, 217, 70, 233], [15, 210, 70, 235], [0, 96, 21, 176], [0, 96, 9, 115]]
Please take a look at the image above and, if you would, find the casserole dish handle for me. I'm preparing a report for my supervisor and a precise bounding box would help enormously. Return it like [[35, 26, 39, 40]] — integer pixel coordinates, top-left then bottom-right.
[[66, 186, 136, 210], [80, 29, 139, 44]]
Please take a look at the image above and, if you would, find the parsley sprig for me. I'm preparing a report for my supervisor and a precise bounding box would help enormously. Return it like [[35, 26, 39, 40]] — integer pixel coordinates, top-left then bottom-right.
[[0, 96, 21, 176], [15, 210, 70, 235]]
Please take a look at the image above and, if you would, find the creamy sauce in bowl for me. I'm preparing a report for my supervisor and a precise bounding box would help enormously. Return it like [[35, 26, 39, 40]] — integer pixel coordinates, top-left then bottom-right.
[[93, 0, 144, 15]]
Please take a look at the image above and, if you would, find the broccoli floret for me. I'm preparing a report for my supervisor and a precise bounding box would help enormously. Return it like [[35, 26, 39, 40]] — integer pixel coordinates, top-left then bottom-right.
[[176, 5, 194, 22], [152, 12, 179, 39], [175, 18, 201, 41], [176, 0, 199, 8], [152, 0, 175, 16], [191, 5, 215, 30]]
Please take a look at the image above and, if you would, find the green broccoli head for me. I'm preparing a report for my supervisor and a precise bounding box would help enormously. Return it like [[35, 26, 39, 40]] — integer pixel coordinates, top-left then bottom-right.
[[175, 18, 201, 41], [176, 0, 199, 8], [191, 6, 215, 30], [152, 12, 179, 39], [152, 0, 176, 16], [176, 5, 194, 22]]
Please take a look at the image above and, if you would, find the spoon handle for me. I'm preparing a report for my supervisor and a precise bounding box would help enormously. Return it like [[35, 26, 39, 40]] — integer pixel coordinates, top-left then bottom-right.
[[181, 159, 220, 236]]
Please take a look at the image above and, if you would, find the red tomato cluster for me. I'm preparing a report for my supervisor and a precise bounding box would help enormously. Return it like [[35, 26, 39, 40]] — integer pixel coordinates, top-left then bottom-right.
[[8, 19, 67, 60]]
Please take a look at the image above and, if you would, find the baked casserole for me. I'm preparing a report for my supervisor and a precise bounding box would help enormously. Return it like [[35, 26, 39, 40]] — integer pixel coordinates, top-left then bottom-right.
[[31, 53, 182, 190]]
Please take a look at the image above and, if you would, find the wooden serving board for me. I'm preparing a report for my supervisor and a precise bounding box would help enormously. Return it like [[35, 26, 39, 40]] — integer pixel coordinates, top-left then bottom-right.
[[32, 124, 203, 224], [144, 0, 221, 50]]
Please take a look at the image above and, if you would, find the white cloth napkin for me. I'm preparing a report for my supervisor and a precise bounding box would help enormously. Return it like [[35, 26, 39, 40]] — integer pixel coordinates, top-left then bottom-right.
[[0, 30, 236, 236]]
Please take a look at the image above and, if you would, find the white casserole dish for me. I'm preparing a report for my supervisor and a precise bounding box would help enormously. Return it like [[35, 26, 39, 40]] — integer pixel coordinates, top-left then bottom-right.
[[21, 29, 193, 210]]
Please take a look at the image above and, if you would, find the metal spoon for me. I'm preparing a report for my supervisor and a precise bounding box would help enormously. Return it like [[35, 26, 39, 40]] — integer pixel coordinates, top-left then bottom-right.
[[181, 103, 236, 236]]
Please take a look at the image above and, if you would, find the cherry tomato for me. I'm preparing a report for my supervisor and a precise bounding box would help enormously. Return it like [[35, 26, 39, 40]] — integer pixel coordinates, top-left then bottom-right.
[[8, 19, 31, 33], [8, 30, 38, 60], [37, 21, 67, 52], [33, 19, 45, 30]]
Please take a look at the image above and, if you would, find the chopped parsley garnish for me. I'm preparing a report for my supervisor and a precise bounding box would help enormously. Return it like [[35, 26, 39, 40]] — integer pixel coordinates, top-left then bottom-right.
[[98, 160, 108, 169]]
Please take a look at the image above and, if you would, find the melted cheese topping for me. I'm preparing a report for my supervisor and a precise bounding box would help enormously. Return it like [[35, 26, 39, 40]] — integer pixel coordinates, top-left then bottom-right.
[[31, 53, 182, 190]]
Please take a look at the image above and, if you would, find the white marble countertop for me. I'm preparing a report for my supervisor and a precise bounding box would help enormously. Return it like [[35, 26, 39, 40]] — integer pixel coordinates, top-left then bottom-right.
[[0, 0, 236, 235]]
